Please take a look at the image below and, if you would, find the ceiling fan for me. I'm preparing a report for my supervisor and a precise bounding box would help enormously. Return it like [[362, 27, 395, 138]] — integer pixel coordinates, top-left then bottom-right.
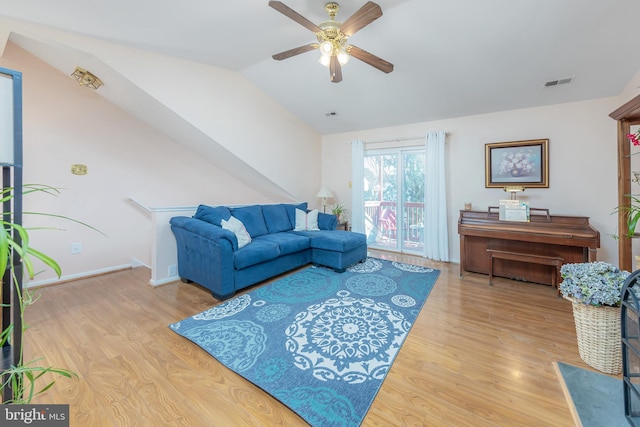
[[269, 1, 394, 83]]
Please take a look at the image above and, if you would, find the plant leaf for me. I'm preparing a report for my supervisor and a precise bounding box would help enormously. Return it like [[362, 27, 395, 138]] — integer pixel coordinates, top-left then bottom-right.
[[0, 222, 7, 275]]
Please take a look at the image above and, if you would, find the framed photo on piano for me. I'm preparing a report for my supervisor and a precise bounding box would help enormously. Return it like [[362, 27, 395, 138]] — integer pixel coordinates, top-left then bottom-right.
[[485, 139, 549, 188]]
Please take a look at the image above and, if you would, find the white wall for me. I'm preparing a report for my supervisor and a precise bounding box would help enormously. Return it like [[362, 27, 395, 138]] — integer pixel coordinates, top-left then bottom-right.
[[0, 18, 323, 202], [321, 97, 621, 265], [0, 42, 319, 285], [619, 68, 640, 105]]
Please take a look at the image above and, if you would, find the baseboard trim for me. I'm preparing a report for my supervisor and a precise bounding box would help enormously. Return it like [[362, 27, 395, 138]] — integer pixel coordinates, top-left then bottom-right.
[[150, 275, 180, 287], [26, 263, 135, 288], [131, 258, 149, 268]]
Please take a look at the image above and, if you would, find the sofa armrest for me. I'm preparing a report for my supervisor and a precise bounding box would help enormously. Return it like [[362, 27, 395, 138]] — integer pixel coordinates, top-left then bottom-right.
[[318, 212, 338, 230], [170, 216, 238, 250], [169, 216, 238, 299]]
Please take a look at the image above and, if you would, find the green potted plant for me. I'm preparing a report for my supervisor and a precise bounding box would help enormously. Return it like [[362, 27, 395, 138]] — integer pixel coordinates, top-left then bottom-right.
[[331, 203, 348, 223], [0, 184, 84, 403], [614, 193, 640, 238], [559, 261, 630, 374]]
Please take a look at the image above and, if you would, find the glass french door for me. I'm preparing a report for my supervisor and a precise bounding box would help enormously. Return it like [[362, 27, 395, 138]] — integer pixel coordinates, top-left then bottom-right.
[[363, 148, 425, 254]]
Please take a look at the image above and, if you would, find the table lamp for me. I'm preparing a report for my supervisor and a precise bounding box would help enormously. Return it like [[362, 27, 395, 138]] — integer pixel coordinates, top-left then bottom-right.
[[316, 186, 334, 213]]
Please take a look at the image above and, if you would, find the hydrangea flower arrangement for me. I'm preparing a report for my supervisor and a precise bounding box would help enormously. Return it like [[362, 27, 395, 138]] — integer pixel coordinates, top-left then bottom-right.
[[559, 262, 630, 307], [498, 150, 536, 177]]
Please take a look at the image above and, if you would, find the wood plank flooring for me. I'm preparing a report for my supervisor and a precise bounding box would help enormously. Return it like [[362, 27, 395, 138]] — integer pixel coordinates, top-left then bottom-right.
[[23, 250, 592, 426]]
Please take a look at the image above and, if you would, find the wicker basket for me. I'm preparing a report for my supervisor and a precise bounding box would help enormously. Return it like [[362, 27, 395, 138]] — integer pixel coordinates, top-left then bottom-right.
[[567, 296, 622, 374]]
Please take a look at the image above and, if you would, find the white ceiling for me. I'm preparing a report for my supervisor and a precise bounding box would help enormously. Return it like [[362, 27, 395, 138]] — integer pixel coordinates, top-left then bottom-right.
[[1, 0, 640, 135]]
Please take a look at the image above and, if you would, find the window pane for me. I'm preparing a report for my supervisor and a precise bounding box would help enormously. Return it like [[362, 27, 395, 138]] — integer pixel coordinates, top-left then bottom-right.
[[364, 153, 398, 249], [402, 151, 425, 253], [364, 149, 425, 254]]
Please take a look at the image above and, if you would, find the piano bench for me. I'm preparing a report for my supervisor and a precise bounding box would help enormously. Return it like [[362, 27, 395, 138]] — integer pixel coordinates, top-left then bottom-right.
[[486, 247, 564, 293]]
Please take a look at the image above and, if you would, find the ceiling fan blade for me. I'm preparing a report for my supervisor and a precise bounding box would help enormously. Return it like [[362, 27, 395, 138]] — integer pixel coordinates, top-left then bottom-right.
[[340, 1, 383, 37], [330, 56, 343, 83], [269, 1, 322, 33], [272, 44, 318, 61], [349, 45, 394, 73]]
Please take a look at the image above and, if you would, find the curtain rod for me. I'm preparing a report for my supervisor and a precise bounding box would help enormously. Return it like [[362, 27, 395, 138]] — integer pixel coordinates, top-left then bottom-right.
[[364, 132, 449, 145]]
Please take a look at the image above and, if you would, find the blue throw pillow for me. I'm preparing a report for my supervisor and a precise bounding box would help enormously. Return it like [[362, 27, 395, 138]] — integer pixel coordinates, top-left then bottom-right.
[[230, 205, 269, 238], [283, 202, 308, 228], [318, 212, 338, 230], [193, 204, 231, 226], [262, 204, 293, 233]]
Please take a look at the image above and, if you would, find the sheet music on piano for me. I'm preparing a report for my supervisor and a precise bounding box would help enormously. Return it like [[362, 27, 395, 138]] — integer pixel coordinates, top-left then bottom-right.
[[498, 200, 529, 222]]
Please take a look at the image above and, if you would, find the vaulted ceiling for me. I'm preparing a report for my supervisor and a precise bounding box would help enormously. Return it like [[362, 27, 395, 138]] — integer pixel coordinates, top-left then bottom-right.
[[1, 0, 640, 135]]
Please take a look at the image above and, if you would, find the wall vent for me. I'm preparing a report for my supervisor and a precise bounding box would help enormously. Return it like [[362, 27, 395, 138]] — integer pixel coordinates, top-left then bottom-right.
[[545, 77, 573, 87]]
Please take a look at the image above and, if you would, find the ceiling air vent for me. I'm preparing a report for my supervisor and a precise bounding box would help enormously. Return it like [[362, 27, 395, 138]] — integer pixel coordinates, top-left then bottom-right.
[[545, 77, 573, 87], [325, 111, 337, 117]]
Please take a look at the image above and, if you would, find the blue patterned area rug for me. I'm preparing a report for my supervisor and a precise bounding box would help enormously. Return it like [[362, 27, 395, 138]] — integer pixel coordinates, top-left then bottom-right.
[[170, 257, 440, 426]]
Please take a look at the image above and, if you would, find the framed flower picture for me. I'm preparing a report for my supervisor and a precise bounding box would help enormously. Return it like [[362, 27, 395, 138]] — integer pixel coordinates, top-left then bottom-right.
[[485, 139, 549, 188]]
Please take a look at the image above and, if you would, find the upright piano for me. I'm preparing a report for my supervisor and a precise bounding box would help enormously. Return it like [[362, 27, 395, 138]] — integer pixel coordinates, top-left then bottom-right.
[[458, 209, 600, 286]]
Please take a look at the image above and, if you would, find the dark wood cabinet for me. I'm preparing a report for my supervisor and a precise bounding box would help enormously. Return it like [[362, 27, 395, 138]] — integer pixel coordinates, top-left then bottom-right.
[[610, 94, 640, 272], [458, 210, 600, 286]]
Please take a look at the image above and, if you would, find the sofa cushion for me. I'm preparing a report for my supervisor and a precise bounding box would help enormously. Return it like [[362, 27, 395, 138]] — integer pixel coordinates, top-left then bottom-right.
[[193, 204, 231, 226], [221, 216, 252, 249], [230, 205, 269, 238], [318, 212, 337, 230], [262, 204, 293, 233], [294, 230, 366, 252], [255, 232, 310, 256], [294, 208, 319, 231], [283, 202, 308, 228], [233, 239, 280, 270]]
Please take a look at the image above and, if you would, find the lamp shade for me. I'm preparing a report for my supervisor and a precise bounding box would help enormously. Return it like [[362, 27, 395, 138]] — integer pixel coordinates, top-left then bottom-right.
[[316, 186, 334, 198]]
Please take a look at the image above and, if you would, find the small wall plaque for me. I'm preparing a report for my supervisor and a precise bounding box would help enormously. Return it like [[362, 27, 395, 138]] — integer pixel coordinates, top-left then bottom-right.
[[71, 164, 87, 175]]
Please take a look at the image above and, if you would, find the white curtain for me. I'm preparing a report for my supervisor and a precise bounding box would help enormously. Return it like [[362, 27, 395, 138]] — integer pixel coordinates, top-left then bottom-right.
[[351, 139, 365, 233], [424, 131, 449, 261]]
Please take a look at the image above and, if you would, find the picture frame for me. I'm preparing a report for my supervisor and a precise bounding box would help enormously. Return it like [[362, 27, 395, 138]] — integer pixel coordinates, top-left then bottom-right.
[[485, 139, 549, 188]]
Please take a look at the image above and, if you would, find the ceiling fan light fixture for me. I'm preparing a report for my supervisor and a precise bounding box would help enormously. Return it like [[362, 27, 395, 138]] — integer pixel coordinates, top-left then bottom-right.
[[337, 48, 350, 65], [319, 54, 331, 67], [269, 1, 393, 82], [320, 40, 334, 55]]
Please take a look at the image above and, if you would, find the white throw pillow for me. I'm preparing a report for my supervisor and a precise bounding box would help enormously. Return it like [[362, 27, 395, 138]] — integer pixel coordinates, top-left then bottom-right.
[[221, 216, 252, 248], [294, 208, 319, 231]]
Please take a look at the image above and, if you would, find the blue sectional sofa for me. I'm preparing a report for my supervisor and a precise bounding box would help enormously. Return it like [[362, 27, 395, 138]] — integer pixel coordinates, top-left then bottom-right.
[[169, 202, 367, 300]]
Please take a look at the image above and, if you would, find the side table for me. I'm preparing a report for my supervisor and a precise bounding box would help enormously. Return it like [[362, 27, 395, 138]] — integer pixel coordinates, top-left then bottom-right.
[[337, 221, 349, 231]]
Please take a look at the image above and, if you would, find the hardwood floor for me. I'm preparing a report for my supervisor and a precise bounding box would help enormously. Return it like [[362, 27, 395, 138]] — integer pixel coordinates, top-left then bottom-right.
[[23, 249, 590, 426]]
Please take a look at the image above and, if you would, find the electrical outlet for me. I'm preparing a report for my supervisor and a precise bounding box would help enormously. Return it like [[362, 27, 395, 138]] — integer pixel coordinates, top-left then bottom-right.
[[168, 264, 177, 277], [71, 242, 82, 254]]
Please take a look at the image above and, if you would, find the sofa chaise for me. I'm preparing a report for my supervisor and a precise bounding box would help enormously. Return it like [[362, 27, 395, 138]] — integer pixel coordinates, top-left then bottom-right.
[[170, 202, 367, 299]]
